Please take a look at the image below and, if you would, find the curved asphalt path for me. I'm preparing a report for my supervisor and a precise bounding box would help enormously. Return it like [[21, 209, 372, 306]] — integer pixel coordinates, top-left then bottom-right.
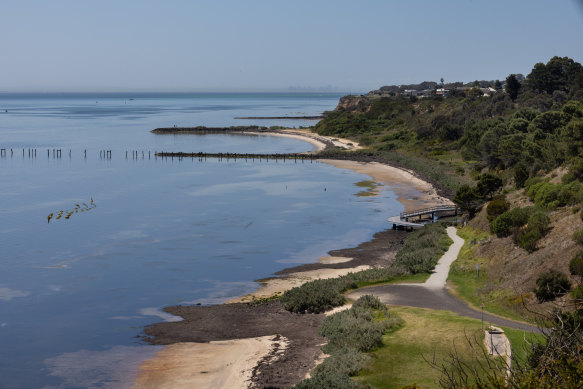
[[347, 227, 539, 333]]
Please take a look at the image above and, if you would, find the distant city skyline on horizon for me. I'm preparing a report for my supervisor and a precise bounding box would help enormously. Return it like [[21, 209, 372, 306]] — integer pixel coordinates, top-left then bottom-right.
[[1, 1, 582, 93]]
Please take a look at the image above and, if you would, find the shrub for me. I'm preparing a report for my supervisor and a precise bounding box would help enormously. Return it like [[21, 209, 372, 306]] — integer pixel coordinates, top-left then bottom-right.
[[526, 180, 583, 209], [515, 211, 550, 252], [558, 181, 583, 206], [392, 223, 452, 274], [490, 207, 533, 237], [514, 163, 530, 188], [319, 306, 387, 353], [293, 348, 367, 389], [571, 285, 583, 302], [534, 269, 571, 302], [280, 267, 405, 313], [569, 252, 583, 280], [573, 228, 583, 245], [352, 294, 387, 312], [293, 296, 400, 388], [516, 227, 542, 252], [527, 211, 551, 233], [318, 295, 398, 354], [486, 195, 510, 221], [280, 278, 348, 314]]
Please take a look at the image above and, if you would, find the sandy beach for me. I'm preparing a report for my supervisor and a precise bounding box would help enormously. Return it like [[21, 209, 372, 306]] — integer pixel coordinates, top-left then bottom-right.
[[134, 129, 453, 389], [134, 336, 281, 389]]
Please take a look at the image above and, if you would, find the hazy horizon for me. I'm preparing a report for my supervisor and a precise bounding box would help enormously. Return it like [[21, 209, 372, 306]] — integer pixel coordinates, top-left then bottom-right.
[[1, 1, 582, 93]]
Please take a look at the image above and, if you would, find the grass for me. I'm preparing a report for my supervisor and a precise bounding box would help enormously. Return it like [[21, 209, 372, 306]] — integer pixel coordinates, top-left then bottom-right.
[[355, 306, 540, 389], [447, 226, 533, 323], [355, 272, 429, 288]]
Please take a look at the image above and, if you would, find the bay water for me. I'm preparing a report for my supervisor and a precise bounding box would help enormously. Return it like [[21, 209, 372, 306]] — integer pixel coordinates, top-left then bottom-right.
[[0, 93, 403, 388]]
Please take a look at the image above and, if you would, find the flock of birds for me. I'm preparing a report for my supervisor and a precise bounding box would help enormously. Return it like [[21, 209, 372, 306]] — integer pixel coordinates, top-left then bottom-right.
[[47, 198, 96, 223]]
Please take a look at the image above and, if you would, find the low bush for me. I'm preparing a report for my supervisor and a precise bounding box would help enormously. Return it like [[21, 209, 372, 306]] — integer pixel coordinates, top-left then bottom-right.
[[294, 296, 399, 389], [293, 348, 368, 389], [280, 279, 347, 313], [392, 223, 452, 274], [486, 195, 510, 221], [534, 269, 571, 302], [569, 251, 583, 281], [517, 227, 542, 252], [319, 306, 388, 353], [489, 207, 533, 237], [526, 180, 583, 209], [573, 228, 583, 245], [570, 284, 583, 302], [352, 294, 387, 311], [280, 267, 405, 313], [516, 211, 550, 252]]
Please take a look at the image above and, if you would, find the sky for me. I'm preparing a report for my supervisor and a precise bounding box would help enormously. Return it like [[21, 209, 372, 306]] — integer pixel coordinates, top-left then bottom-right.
[[0, 0, 582, 93]]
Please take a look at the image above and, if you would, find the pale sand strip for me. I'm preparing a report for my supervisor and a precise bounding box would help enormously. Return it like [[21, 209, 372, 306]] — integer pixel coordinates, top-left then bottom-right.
[[227, 265, 370, 303], [133, 336, 281, 389], [248, 129, 362, 152], [321, 159, 453, 212], [247, 130, 328, 151]]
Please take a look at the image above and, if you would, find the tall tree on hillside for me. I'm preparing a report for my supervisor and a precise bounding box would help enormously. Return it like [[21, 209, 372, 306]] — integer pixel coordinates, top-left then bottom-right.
[[476, 173, 503, 200], [453, 185, 481, 218], [505, 74, 521, 101], [527, 56, 583, 95]]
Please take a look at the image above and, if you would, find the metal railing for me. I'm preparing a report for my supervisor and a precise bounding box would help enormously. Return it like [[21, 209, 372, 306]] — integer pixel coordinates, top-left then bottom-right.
[[400, 205, 458, 219]]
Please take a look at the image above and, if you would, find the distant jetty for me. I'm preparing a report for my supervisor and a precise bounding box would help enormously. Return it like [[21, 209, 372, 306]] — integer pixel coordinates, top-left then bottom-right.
[[234, 116, 323, 120], [151, 126, 269, 134]]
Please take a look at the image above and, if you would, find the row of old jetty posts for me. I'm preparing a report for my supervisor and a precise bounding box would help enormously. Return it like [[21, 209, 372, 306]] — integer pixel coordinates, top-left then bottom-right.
[[2, 147, 459, 230], [0, 148, 114, 159], [0, 148, 318, 162], [388, 205, 461, 231]]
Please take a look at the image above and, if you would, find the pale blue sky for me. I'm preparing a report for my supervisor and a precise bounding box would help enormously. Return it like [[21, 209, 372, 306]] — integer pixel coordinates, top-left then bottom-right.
[[1, 0, 582, 93]]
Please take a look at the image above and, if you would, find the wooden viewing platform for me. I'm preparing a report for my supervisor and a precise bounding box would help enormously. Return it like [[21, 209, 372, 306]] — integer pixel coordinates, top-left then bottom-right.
[[389, 204, 459, 230]]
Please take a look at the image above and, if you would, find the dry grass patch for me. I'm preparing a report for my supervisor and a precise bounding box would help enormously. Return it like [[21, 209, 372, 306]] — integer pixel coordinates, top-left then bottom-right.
[[355, 307, 536, 389]]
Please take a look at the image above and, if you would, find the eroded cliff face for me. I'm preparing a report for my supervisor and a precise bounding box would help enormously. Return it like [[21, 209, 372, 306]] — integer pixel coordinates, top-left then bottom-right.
[[335, 95, 372, 113]]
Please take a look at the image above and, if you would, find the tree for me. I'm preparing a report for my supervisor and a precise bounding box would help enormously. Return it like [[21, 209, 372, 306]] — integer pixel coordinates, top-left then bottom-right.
[[453, 185, 481, 217], [494, 79, 503, 90], [476, 173, 502, 199], [534, 269, 571, 302], [527, 56, 583, 95], [514, 162, 529, 188], [505, 74, 521, 101]]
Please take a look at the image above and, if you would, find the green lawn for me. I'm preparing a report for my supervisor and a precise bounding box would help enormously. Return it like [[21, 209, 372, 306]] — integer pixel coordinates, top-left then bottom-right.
[[447, 227, 534, 323], [355, 306, 539, 389], [355, 272, 430, 289]]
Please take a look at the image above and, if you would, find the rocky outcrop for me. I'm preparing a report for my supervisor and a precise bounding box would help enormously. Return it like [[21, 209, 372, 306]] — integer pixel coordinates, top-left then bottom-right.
[[334, 95, 372, 113]]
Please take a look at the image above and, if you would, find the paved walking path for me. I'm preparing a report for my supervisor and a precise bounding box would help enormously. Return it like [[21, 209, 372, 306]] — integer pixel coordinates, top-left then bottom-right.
[[347, 227, 539, 333]]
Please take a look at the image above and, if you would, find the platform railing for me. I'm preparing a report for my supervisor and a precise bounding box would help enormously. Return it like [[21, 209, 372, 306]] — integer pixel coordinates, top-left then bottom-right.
[[400, 205, 458, 219]]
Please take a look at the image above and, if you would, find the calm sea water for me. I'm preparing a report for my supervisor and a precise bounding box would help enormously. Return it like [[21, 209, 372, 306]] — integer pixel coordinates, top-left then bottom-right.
[[0, 93, 403, 388]]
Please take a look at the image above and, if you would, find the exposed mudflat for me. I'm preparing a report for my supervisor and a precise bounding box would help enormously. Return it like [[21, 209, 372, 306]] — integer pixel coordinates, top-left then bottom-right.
[[143, 300, 326, 389]]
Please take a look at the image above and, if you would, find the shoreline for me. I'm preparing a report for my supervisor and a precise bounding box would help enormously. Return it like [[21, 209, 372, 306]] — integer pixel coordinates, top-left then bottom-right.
[[134, 129, 453, 388]]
